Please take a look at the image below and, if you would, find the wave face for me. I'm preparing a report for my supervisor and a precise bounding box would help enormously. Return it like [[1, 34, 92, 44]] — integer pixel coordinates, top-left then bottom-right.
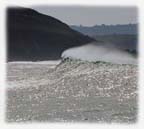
[[62, 42, 137, 65], [7, 59, 137, 122]]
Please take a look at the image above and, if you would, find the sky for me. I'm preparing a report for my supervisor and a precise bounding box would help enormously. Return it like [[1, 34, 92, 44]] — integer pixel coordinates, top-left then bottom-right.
[[31, 6, 137, 26]]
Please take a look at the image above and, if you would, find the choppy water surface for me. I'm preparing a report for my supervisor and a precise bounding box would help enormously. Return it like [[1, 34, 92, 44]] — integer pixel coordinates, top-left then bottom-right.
[[6, 60, 138, 123]]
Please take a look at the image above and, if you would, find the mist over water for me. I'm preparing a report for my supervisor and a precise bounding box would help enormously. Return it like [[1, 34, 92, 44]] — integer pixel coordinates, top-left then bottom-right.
[[62, 42, 137, 65]]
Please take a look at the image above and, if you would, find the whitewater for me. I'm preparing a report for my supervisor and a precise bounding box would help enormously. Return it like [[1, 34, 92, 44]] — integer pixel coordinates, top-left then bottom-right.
[[62, 42, 137, 65]]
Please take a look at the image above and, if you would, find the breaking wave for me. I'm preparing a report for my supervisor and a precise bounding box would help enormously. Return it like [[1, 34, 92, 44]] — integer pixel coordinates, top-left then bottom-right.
[[61, 42, 137, 65]]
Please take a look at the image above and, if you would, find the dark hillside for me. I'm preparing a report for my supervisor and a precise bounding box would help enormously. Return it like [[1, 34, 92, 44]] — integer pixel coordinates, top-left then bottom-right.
[[93, 34, 137, 50], [7, 7, 94, 61]]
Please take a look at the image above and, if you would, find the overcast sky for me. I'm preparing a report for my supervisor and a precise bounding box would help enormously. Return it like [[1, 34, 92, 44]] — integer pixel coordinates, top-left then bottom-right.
[[31, 6, 137, 26]]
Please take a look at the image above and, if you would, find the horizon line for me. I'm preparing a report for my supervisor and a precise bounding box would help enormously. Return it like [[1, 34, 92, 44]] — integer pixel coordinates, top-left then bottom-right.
[[69, 23, 138, 27]]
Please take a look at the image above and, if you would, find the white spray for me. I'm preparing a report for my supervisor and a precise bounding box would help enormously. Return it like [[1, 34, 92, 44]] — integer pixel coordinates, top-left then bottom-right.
[[61, 42, 137, 65]]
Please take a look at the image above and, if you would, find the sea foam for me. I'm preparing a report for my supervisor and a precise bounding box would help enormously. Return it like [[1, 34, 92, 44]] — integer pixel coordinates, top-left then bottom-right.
[[62, 42, 137, 65]]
